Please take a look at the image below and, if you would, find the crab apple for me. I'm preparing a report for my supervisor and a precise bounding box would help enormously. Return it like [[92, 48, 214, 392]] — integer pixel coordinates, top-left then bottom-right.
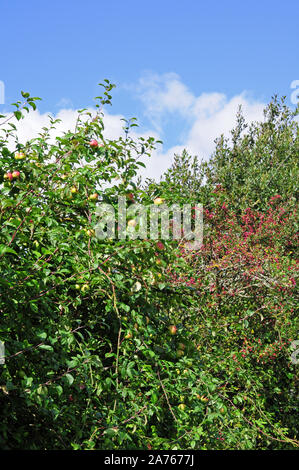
[[126, 192, 135, 201], [88, 193, 98, 201], [12, 171, 20, 178], [125, 331, 133, 340], [169, 325, 177, 335], [85, 229, 95, 237], [153, 197, 164, 205], [70, 186, 78, 194], [176, 349, 184, 358], [178, 403, 186, 411], [89, 139, 98, 147], [14, 152, 26, 160], [4, 172, 13, 181], [156, 241, 164, 251], [178, 342, 185, 350], [81, 284, 89, 293]]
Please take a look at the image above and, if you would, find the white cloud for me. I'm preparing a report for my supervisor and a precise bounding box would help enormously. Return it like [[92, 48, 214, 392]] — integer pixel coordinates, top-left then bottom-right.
[[1, 73, 266, 181], [132, 72, 265, 180]]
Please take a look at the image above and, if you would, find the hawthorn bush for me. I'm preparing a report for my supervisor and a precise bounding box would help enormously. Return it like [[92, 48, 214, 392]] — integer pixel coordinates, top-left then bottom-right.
[[0, 84, 298, 449]]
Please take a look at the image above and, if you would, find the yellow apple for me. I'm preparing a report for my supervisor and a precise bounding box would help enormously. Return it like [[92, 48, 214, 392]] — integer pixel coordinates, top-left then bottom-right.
[[14, 152, 26, 160], [88, 193, 98, 201], [153, 197, 164, 205]]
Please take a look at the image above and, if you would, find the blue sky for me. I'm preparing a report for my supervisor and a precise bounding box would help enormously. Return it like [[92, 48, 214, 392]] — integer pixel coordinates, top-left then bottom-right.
[[1, 0, 298, 178]]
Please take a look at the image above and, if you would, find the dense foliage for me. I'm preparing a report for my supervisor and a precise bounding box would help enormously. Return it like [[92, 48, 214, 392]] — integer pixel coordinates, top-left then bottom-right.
[[0, 84, 298, 449]]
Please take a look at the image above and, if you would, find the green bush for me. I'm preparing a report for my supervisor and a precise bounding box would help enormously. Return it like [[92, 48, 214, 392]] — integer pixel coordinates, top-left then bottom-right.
[[0, 85, 298, 449]]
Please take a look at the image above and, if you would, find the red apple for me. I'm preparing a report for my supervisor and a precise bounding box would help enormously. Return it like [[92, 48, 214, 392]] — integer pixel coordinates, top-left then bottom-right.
[[169, 325, 177, 335], [4, 172, 13, 181], [156, 241, 164, 251], [126, 192, 135, 201], [89, 139, 98, 147], [12, 171, 20, 178]]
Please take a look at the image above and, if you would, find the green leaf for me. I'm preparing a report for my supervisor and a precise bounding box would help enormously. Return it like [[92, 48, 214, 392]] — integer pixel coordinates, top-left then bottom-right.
[[38, 344, 53, 352], [65, 373, 74, 386]]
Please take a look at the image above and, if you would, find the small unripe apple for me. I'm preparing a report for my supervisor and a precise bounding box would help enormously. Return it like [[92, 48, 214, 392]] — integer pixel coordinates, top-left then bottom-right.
[[70, 186, 78, 194], [12, 171, 20, 178], [153, 197, 164, 205], [176, 349, 184, 358], [4, 172, 13, 181], [85, 229, 95, 237], [88, 193, 98, 201], [75, 284, 81, 290], [81, 284, 89, 293], [14, 152, 26, 160], [178, 403, 186, 411], [125, 331, 133, 339], [89, 139, 98, 147], [178, 342, 185, 350], [169, 325, 177, 335]]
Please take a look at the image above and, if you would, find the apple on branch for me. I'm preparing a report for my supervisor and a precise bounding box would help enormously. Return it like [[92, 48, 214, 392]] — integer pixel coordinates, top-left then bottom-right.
[[154, 197, 164, 205], [168, 325, 177, 335], [14, 152, 26, 160], [4, 172, 13, 181], [88, 193, 98, 201]]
